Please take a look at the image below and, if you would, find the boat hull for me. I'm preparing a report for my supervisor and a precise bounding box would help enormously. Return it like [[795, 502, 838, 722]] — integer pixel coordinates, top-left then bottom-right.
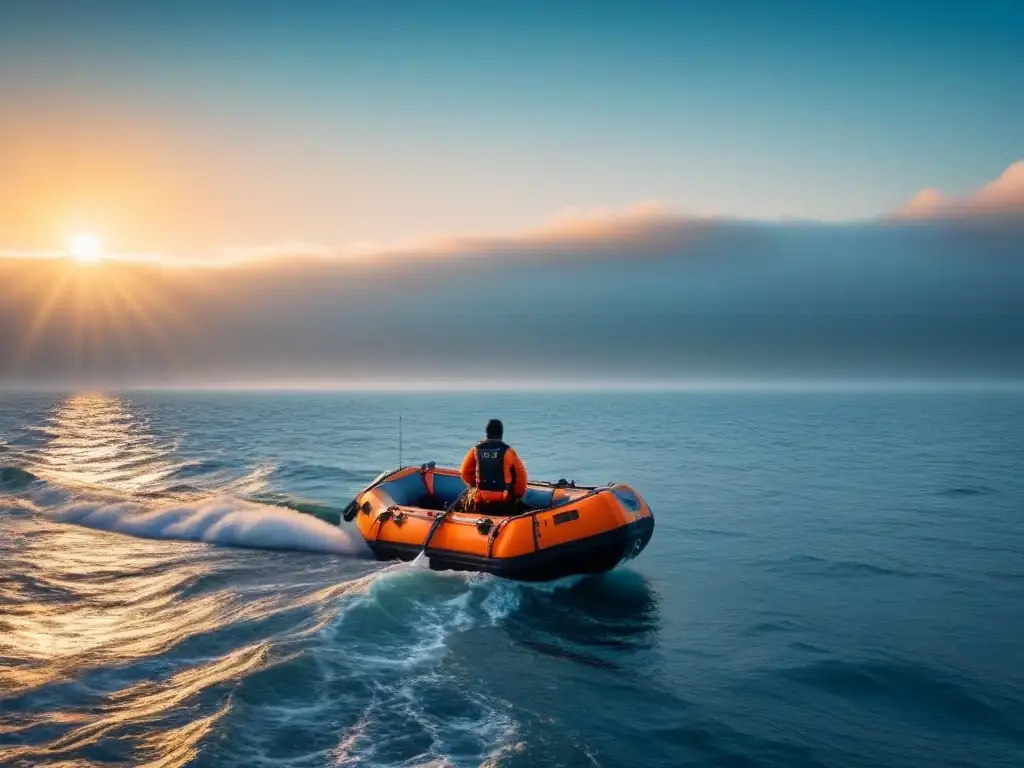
[[370, 514, 655, 581]]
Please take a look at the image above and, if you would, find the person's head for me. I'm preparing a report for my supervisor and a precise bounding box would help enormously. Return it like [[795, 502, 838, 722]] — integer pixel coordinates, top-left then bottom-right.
[[485, 419, 503, 440]]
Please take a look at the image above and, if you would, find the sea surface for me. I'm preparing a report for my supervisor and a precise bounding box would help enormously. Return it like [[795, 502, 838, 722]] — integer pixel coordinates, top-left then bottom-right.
[[1, 390, 1022, 768]]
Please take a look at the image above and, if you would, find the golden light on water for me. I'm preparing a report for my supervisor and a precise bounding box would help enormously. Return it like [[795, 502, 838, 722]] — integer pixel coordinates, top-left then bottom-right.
[[0, 392, 298, 766], [29, 393, 176, 493], [0, 389, 400, 766]]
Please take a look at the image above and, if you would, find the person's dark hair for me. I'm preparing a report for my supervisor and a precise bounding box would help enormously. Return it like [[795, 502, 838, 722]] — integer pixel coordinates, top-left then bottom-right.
[[485, 419, 503, 439]]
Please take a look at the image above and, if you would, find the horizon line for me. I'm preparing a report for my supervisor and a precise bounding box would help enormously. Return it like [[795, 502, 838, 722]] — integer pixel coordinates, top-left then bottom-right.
[[3, 377, 1024, 395]]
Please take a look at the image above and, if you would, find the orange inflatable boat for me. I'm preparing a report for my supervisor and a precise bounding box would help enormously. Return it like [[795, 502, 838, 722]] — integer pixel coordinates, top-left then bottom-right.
[[342, 463, 655, 581]]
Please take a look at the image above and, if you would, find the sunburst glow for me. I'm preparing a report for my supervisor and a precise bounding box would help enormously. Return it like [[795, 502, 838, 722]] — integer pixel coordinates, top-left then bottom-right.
[[69, 233, 102, 264], [3, 252, 204, 382]]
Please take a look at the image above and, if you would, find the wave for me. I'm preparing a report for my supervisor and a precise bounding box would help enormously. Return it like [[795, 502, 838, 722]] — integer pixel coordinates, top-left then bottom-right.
[[271, 461, 373, 485], [500, 569, 660, 669], [313, 566, 656, 766], [769, 553, 921, 579], [939, 485, 995, 497], [249, 493, 347, 524], [777, 658, 1015, 735], [0, 465, 40, 490], [40, 495, 371, 556], [314, 565, 528, 767], [1, 460, 368, 556]]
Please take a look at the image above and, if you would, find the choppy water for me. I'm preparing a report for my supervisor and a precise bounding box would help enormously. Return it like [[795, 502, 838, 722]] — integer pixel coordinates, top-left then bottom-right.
[[1, 390, 1023, 767]]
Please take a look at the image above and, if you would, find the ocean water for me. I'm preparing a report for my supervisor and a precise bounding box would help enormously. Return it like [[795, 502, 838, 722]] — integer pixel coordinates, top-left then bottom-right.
[[1, 389, 1022, 768]]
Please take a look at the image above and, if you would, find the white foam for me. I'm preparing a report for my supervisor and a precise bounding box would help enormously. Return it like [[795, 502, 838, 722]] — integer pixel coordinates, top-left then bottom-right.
[[42, 494, 371, 555], [479, 580, 523, 624], [408, 551, 432, 569], [8, 481, 74, 511]]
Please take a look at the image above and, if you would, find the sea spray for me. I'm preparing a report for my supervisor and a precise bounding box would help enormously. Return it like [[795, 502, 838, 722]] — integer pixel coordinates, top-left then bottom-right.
[[42, 494, 372, 555]]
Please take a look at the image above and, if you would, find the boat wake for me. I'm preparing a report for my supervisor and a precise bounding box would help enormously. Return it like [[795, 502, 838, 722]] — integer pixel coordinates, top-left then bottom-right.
[[43, 494, 371, 555], [0, 392, 374, 557], [1, 464, 369, 556]]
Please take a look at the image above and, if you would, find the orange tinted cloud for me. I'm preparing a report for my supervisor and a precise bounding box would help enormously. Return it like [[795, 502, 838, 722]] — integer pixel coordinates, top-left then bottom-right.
[[530, 200, 672, 239], [895, 161, 1024, 219], [180, 201, 688, 266], [5, 159, 1022, 270]]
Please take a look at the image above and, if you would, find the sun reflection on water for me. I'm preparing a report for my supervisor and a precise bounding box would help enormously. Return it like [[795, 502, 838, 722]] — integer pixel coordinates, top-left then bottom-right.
[[0, 393, 384, 766], [1, 526, 226, 690], [26, 393, 187, 497]]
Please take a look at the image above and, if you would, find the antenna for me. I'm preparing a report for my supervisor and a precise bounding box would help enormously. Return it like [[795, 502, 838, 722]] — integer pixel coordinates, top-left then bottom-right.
[[398, 413, 403, 468]]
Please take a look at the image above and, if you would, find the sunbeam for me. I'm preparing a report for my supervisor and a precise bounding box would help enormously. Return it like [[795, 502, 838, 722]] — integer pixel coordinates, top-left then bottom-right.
[[2, 256, 202, 381]]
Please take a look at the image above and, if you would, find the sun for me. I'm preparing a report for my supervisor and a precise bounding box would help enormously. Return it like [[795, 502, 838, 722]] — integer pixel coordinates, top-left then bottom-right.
[[69, 233, 103, 264]]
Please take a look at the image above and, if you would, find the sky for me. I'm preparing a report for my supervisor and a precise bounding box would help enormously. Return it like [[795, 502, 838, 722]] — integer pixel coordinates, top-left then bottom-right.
[[1, 0, 1022, 387]]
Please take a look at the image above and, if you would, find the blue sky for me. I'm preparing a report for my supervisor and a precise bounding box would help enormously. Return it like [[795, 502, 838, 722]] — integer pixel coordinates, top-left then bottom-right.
[[2, 0, 1022, 255]]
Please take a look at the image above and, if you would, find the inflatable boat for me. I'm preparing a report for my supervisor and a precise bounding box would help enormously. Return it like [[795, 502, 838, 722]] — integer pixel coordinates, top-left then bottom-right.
[[342, 463, 654, 581]]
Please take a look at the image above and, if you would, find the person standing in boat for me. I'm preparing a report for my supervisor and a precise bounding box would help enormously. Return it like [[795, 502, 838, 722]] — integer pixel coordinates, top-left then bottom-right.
[[459, 419, 528, 515]]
